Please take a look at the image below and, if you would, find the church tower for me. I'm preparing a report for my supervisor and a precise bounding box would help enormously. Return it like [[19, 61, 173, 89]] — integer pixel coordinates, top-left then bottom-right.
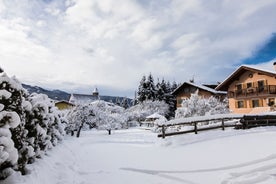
[[92, 87, 99, 97]]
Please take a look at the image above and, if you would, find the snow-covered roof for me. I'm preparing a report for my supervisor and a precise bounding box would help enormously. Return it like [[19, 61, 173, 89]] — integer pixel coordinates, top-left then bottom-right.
[[146, 113, 165, 119], [172, 81, 227, 95], [93, 87, 98, 93], [216, 65, 276, 91], [69, 94, 99, 105]]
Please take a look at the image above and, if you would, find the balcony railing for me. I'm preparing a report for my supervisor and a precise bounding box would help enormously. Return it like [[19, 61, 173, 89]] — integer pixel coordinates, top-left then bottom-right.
[[228, 85, 276, 98]]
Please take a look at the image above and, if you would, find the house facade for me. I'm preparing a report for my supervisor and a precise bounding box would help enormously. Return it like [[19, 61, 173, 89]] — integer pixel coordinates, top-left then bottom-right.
[[172, 82, 227, 108], [215, 64, 276, 114], [55, 100, 75, 110]]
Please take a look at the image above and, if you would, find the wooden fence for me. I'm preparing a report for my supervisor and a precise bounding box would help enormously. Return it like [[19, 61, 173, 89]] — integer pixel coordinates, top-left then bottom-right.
[[157, 114, 276, 138]]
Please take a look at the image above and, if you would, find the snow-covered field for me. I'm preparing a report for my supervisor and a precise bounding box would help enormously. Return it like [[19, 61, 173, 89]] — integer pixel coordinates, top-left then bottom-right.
[[4, 127, 276, 184]]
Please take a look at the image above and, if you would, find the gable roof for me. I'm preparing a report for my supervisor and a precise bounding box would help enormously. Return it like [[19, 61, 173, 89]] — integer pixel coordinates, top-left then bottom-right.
[[69, 94, 99, 105], [172, 81, 227, 95], [215, 65, 276, 91]]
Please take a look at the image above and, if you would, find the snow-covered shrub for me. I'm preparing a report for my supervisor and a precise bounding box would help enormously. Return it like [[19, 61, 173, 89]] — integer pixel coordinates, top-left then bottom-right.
[[175, 90, 229, 118], [125, 100, 169, 123], [0, 73, 30, 177], [27, 93, 66, 157], [0, 72, 67, 179]]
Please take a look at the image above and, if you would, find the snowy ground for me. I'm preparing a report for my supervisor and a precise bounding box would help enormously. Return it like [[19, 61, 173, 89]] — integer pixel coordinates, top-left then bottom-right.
[[4, 127, 276, 184]]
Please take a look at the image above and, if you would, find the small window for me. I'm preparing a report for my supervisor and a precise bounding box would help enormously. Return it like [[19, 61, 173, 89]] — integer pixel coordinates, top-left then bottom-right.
[[247, 82, 252, 88], [268, 98, 275, 106], [237, 101, 244, 108], [236, 84, 242, 90], [252, 99, 259, 108], [177, 99, 183, 105]]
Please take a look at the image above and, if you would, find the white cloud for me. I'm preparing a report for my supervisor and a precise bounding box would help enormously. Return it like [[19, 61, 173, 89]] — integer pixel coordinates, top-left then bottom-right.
[[1, 0, 276, 97]]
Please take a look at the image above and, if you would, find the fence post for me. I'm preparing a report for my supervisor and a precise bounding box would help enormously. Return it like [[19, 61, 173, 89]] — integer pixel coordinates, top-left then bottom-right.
[[162, 125, 166, 139], [222, 118, 225, 131], [194, 122, 198, 134]]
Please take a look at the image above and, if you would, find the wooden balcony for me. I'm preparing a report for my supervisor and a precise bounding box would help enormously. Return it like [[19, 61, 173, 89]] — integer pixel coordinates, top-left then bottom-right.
[[228, 85, 276, 98]]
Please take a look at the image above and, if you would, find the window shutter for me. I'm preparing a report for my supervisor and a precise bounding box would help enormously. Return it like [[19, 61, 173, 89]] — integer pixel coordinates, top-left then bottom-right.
[[235, 101, 238, 108], [244, 100, 247, 108], [253, 82, 258, 88], [259, 99, 263, 107], [249, 100, 253, 108]]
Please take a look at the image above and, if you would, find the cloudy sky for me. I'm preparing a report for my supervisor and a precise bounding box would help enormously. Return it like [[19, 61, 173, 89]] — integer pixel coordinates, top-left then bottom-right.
[[1, 0, 276, 97]]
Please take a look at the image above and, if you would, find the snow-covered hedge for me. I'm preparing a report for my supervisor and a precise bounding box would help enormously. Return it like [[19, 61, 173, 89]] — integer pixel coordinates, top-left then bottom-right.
[[0, 73, 67, 179]]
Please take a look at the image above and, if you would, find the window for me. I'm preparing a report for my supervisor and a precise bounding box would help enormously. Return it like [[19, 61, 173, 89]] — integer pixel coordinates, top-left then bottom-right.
[[258, 80, 265, 92], [247, 82, 252, 88], [237, 101, 244, 108], [252, 99, 259, 108], [268, 98, 275, 106], [177, 99, 183, 105], [235, 84, 243, 95], [236, 84, 242, 90]]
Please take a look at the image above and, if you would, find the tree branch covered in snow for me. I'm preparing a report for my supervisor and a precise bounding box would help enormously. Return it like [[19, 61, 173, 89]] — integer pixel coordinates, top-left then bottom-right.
[[175, 90, 229, 118]]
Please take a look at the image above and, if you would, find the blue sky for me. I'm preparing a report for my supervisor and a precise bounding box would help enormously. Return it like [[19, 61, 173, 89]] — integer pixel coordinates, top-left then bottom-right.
[[1, 0, 276, 98], [243, 33, 276, 65]]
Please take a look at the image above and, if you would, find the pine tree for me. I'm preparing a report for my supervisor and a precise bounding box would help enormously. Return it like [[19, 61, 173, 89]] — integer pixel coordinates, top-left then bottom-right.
[[164, 81, 177, 119], [137, 75, 147, 103], [155, 79, 165, 101], [145, 73, 156, 101]]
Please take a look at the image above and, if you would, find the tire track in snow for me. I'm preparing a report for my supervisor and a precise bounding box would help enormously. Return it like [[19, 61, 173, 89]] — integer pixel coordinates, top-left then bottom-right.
[[121, 154, 276, 174]]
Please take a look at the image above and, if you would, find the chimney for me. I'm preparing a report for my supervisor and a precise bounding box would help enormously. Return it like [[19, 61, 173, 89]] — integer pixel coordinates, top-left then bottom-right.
[[274, 62, 276, 71]]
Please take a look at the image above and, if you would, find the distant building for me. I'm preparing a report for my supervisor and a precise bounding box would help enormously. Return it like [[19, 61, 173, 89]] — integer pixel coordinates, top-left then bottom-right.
[[172, 81, 227, 108], [69, 87, 100, 105], [55, 100, 75, 110], [216, 64, 276, 114]]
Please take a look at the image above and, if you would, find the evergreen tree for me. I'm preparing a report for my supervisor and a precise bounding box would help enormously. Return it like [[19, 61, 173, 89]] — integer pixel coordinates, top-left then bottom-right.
[[155, 79, 165, 101], [164, 81, 177, 119], [145, 73, 156, 101], [137, 75, 147, 103]]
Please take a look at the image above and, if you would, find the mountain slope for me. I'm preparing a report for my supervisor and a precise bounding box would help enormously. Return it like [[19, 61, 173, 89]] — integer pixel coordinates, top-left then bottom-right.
[[22, 84, 71, 101], [22, 84, 133, 106]]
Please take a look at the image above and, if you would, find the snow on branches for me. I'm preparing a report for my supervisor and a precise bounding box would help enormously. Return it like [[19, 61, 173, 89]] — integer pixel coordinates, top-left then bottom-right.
[[175, 90, 229, 118], [0, 72, 66, 179]]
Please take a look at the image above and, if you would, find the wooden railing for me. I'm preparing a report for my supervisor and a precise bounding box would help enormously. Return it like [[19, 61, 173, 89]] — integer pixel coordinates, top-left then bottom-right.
[[228, 85, 276, 98], [157, 114, 242, 138], [157, 114, 276, 138]]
